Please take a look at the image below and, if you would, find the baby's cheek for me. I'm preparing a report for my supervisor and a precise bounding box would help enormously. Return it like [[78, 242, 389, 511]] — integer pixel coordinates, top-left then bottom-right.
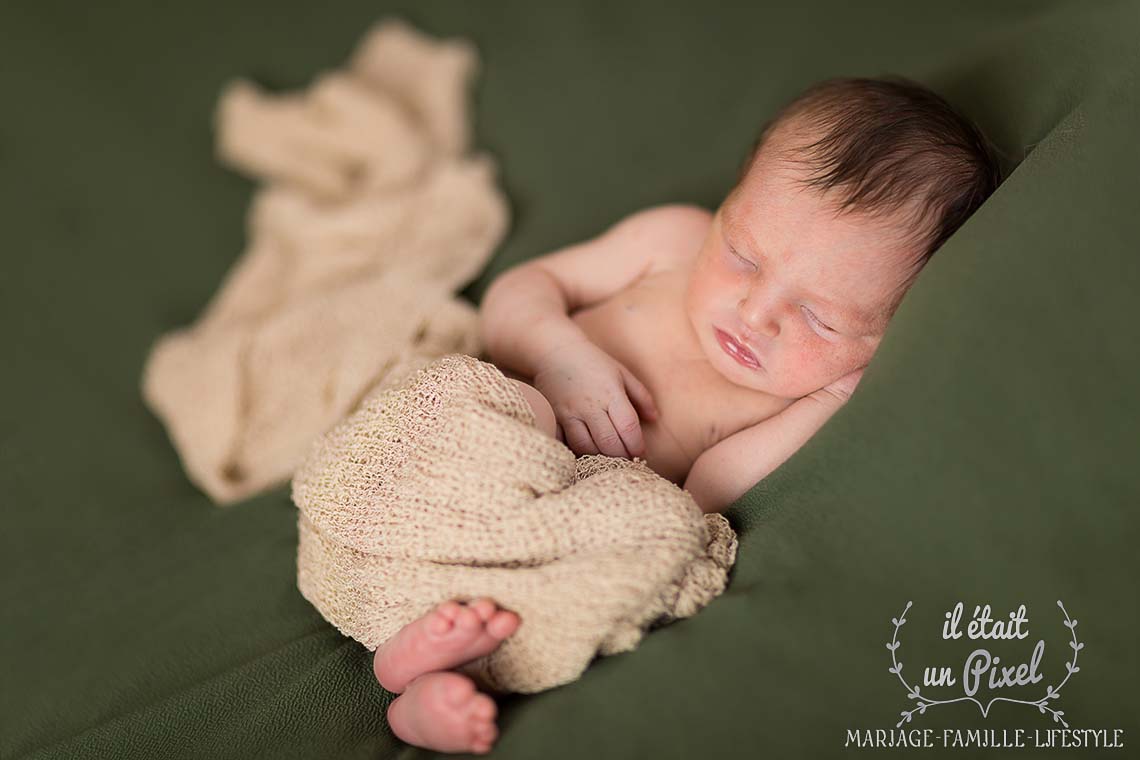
[[788, 335, 862, 388]]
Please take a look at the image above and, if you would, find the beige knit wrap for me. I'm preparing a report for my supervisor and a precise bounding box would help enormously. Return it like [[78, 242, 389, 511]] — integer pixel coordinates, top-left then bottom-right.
[[141, 18, 507, 504], [292, 353, 738, 694]]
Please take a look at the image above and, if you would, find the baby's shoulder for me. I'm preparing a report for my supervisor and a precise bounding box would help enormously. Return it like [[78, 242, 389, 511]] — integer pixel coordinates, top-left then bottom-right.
[[632, 202, 714, 232], [610, 203, 713, 272]]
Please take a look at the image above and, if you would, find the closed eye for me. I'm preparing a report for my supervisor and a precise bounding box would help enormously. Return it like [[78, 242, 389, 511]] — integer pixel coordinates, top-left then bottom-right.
[[729, 246, 757, 270], [801, 306, 836, 333]]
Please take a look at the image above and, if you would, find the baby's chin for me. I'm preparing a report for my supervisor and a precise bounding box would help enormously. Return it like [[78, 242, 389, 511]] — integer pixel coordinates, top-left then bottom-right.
[[721, 372, 800, 399]]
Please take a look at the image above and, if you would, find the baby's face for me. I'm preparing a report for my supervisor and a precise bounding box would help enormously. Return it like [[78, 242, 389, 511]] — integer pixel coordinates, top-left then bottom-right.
[[684, 140, 925, 399]]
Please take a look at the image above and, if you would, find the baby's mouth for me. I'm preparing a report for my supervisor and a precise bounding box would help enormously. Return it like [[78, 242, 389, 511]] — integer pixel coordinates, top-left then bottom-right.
[[714, 327, 761, 370]]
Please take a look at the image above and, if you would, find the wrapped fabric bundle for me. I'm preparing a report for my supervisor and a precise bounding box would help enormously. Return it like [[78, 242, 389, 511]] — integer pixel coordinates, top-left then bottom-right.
[[292, 353, 738, 694]]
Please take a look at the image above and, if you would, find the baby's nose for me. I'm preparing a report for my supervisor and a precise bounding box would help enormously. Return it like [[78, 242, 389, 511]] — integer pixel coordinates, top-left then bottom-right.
[[738, 299, 780, 338], [750, 316, 779, 338]]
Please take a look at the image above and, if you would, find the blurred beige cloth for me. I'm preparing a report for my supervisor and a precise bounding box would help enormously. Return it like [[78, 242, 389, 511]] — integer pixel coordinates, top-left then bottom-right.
[[142, 19, 509, 504], [292, 353, 738, 694]]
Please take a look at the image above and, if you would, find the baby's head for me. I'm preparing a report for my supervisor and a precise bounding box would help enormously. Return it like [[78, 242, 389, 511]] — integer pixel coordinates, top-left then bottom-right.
[[685, 77, 1002, 398]]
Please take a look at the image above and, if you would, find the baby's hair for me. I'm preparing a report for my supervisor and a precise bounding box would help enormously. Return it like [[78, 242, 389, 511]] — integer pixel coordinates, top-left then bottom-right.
[[737, 77, 1003, 260]]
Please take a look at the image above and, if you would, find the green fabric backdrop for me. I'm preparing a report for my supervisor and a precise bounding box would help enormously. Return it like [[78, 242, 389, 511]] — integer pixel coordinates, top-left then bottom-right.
[[2, 1, 1137, 758]]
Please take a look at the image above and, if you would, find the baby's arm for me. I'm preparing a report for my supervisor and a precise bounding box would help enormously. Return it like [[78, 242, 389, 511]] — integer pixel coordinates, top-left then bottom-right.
[[479, 204, 703, 378], [682, 368, 864, 513], [479, 205, 706, 458]]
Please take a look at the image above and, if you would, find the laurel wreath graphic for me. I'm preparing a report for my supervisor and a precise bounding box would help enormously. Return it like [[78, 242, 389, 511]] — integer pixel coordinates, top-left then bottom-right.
[[888, 600, 1082, 728]]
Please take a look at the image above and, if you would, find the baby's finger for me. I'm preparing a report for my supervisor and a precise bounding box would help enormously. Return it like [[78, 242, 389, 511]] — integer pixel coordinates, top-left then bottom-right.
[[620, 367, 658, 423], [607, 395, 646, 458], [562, 417, 599, 456], [819, 367, 865, 404], [584, 412, 632, 459]]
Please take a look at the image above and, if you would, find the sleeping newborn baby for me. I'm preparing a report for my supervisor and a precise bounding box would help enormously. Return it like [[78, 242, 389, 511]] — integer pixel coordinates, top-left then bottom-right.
[[372, 77, 1001, 753]]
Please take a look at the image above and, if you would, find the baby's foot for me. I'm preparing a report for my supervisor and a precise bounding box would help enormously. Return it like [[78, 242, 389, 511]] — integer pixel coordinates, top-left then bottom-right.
[[387, 671, 498, 754], [374, 598, 520, 693]]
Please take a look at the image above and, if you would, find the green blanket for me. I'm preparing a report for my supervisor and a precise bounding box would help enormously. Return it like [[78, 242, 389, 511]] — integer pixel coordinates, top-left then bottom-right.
[[3, 1, 1138, 758]]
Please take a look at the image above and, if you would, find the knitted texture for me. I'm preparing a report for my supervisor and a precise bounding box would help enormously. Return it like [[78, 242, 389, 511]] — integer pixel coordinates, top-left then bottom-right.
[[292, 353, 739, 694], [141, 18, 508, 504]]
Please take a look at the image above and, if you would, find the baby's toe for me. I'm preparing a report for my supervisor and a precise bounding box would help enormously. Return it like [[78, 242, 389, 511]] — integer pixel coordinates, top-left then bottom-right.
[[471, 719, 498, 750], [427, 601, 462, 634], [470, 695, 497, 721], [454, 606, 482, 631], [468, 597, 497, 622], [486, 609, 521, 639], [468, 696, 499, 749], [436, 600, 463, 621]]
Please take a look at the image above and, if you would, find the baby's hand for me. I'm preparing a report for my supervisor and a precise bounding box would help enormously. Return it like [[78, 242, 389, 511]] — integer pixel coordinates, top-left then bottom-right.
[[812, 366, 864, 405], [531, 339, 659, 459]]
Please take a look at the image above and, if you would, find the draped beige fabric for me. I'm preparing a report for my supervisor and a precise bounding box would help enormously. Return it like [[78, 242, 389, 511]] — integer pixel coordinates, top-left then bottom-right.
[[292, 353, 738, 694], [141, 19, 509, 504]]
